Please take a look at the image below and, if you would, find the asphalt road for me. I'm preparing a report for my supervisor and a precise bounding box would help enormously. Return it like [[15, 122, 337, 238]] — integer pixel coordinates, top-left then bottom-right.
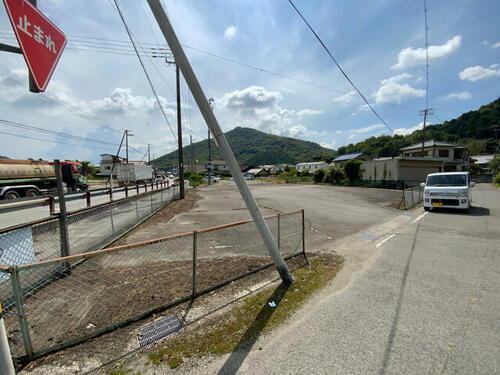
[[122, 183, 403, 252], [187, 184, 500, 374]]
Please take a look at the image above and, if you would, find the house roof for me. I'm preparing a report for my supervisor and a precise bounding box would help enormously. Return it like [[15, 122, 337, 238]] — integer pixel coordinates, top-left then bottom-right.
[[333, 152, 363, 162], [247, 168, 268, 174], [470, 154, 495, 164], [296, 161, 327, 166], [400, 140, 460, 151]]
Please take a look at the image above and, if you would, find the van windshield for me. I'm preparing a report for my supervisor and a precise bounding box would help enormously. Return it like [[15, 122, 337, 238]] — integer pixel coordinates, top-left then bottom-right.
[[426, 174, 467, 187]]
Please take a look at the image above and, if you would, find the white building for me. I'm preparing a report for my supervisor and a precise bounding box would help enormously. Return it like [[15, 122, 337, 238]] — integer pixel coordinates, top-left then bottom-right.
[[296, 161, 329, 173]]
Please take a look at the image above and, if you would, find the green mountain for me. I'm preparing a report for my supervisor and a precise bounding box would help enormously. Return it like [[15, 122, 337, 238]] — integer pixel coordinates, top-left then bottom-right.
[[335, 97, 500, 157], [153, 127, 336, 168]]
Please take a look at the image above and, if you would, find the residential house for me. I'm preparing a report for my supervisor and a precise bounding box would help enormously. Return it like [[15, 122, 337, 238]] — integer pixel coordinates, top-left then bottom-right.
[[470, 154, 495, 183], [296, 161, 329, 173], [99, 153, 126, 177], [206, 160, 229, 173], [361, 140, 470, 183], [246, 168, 270, 177], [331, 152, 372, 167], [261, 164, 295, 175]]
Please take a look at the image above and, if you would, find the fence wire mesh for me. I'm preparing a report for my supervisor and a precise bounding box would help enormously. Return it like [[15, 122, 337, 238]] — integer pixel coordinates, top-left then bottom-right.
[[0, 210, 305, 361], [0, 186, 180, 315], [401, 185, 424, 209]]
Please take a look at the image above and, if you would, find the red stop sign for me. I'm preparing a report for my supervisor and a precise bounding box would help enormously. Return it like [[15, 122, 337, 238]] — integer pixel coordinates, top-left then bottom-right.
[[3, 0, 67, 92]]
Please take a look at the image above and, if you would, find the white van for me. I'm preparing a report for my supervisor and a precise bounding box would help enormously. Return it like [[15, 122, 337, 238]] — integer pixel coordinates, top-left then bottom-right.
[[421, 172, 475, 212]]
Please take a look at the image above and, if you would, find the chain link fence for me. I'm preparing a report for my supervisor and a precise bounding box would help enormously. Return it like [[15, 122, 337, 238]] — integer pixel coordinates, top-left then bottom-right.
[[400, 184, 424, 209], [0, 185, 180, 305], [0, 210, 305, 362]]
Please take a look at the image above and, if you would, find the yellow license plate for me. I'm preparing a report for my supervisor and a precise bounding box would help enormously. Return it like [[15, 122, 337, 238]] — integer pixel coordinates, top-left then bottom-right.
[[432, 202, 443, 207]]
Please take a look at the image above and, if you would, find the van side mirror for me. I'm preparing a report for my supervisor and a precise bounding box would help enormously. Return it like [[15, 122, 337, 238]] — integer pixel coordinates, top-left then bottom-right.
[[469, 181, 476, 187], [420, 182, 425, 187]]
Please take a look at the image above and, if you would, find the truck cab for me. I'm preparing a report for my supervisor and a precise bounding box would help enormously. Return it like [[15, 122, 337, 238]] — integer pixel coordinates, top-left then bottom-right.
[[421, 172, 475, 212]]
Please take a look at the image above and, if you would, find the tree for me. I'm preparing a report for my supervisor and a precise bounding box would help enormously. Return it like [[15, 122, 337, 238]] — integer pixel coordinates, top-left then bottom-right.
[[313, 169, 325, 183], [489, 154, 500, 174], [344, 159, 363, 184], [325, 167, 344, 184], [466, 139, 487, 155]]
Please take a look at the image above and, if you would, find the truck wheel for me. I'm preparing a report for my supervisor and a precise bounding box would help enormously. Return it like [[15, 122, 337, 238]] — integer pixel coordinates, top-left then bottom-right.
[[4, 190, 20, 199], [25, 188, 39, 197]]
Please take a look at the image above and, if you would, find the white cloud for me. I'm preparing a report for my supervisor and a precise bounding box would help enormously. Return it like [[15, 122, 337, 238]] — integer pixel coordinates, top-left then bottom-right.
[[220, 86, 282, 111], [394, 121, 433, 136], [219, 86, 321, 138], [374, 74, 425, 104], [491, 42, 500, 49], [333, 90, 357, 104], [392, 35, 461, 70], [224, 25, 237, 40], [443, 91, 472, 100], [458, 64, 500, 81], [319, 141, 337, 149], [350, 124, 385, 134]]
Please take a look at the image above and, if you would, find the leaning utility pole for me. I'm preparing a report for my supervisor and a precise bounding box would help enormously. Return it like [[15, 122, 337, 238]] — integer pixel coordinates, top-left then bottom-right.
[[147, 0, 293, 284], [147, 144, 151, 165]]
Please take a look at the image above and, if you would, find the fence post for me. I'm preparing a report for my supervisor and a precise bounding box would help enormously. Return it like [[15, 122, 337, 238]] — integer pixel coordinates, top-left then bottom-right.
[[150, 188, 154, 213], [10, 267, 34, 359], [54, 160, 70, 259], [109, 204, 115, 235], [144, 183, 147, 193], [0, 299, 15, 375], [125, 185, 128, 198], [109, 188, 113, 201], [411, 187, 415, 207], [48, 195, 55, 216], [277, 214, 281, 250], [136, 184, 139, 195], [86, 191, 91, 208], [192, 230, 197, 300], [302, 209, 307, 261], [135, 197, 140, 220]]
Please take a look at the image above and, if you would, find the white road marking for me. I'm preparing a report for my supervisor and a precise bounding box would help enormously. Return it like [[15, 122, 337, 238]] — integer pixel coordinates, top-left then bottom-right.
[[412, 211, 428, 224], [375, 233, 396, 248]]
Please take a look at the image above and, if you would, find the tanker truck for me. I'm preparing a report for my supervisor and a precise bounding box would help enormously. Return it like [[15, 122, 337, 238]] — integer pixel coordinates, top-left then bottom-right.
[[0, 158, 88, 199]]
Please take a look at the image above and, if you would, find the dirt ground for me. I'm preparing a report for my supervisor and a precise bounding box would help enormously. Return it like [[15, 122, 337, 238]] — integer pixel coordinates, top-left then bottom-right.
[[18, 254, 310, 374]]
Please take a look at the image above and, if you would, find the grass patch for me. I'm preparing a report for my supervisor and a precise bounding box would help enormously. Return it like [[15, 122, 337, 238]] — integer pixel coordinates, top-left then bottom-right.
[[143, 254, 342, 369]]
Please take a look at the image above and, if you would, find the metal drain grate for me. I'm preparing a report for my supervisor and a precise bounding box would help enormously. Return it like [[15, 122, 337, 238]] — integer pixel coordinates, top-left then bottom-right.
[[138, 315, 183, 348]]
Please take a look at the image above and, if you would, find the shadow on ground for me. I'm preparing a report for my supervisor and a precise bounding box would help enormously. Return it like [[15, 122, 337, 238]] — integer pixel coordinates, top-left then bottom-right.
[[217, 283, 291, 375], [429, 206, 490, 216]]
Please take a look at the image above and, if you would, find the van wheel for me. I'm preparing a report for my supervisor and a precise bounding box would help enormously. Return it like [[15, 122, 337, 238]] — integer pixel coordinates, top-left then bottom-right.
[[25, 188, 39, 197], [424, 207, 430, 211], [4, 190, 20, 199]]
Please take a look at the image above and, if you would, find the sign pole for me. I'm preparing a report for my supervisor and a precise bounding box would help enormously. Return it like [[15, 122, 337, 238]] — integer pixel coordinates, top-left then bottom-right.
[[26, 0, 40, 93], [147, 0, 293, 285], [0, 301, 15, 375]]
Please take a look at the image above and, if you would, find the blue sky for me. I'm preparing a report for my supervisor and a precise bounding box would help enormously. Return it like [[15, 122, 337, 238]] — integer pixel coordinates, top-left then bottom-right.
[[0, 0, 499, 164]]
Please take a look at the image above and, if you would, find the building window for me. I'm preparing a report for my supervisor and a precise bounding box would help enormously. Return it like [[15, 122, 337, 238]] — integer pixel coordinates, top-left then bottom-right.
[[438, 150, 449, 157]]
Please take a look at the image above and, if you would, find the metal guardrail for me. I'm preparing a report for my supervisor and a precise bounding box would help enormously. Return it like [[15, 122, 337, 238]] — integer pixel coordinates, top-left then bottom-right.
[[0, 181, 172, 214], [0, 209, 305, 363]]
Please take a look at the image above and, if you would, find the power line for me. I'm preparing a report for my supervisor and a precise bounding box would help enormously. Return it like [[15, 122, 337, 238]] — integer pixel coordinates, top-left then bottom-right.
[[0, 118, 119, 146], [286, 0, 393, 133], [111, 0, 177, 141], [0, 28, 348, 95], [0, 129, 115, 149]]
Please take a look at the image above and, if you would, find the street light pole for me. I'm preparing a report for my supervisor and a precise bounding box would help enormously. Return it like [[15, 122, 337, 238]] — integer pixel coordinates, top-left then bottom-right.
[[147, 0, 293, 285]]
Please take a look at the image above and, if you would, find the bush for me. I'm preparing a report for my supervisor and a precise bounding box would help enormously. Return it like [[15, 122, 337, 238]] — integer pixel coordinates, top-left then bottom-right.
[[495, 172, 500, 186], [313, 169, 325, 183], [325, 167, 344, 184], [344, 159, 363, 184], [188, 173, 203, 186]]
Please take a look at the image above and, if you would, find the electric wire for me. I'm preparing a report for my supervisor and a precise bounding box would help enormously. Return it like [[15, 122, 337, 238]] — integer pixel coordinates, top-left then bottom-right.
[[111, 0, 177, 141], [286, 0, 393, 133], [0, 28, 347, 95]]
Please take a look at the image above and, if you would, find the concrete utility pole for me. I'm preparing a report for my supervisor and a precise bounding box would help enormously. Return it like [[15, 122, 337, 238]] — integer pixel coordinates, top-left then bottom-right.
[[147, 0, 293, 284], [207, 98, 214, 185], [420, 108, 432, 156], [176, 64, 185, 198], [125, 130, 134, 184], [147, 144, 151, 165]]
